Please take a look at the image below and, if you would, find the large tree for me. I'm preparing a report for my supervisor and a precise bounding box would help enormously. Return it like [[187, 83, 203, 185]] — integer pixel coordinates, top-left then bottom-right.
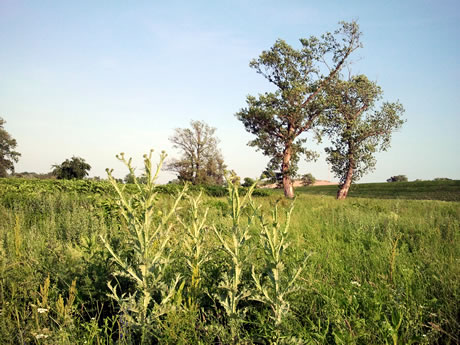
[[167, 120, 226, 185], [324, 75, 405, 199], [236, 21, 361, 198], [52, 156, 91, 179], [0, 117, 21, 177]]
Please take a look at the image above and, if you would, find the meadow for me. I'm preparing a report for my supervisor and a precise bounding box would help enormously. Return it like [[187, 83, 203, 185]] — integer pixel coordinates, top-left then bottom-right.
[[0, 170, 458, 344], [295, 180, 460, 202]]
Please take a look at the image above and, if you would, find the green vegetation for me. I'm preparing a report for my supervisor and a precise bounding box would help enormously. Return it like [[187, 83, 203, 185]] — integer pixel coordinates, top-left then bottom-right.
[[324, 75, 405, 200], [297, 179, 460, 202], [0, 117, 21, 177], [52, 156, 92, 180], [387, 175, 409, 183], [236, 21, 362, 198], [301, 173, 316, 186], [0, 156, 458, 344]]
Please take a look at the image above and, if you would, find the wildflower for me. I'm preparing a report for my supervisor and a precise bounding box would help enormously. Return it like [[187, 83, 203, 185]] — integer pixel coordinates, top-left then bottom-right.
[[37, 308, 48, 313], [351, 281, 361, 287], [35, 334, 49, 339]]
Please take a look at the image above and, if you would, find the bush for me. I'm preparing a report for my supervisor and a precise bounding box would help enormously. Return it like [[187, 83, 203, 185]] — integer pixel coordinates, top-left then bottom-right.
[[301, 173, 316, 186], [386, 175, 408, 182], [242, 177, 256, 187]]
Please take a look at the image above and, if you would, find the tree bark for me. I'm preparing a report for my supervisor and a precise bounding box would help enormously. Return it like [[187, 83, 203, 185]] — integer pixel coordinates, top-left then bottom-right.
[[337, 161, 354, 200], [282, 143, 295, 199]]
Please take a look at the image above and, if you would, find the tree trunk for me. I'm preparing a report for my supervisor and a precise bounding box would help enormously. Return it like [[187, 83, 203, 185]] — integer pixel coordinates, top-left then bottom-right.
[[337, 162, 354, 200], [282, 143, 295, 199]]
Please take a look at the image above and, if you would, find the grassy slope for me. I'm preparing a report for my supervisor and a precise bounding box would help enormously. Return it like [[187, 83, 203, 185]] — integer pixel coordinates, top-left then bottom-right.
[[295, 180, 460, 201]]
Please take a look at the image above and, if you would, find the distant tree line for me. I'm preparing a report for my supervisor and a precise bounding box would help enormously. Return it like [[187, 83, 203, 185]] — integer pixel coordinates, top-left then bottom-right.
[[5, 21, 456, 199]]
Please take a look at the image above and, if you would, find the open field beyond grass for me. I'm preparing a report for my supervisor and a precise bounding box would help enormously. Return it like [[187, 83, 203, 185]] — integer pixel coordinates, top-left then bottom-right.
[[0, 178, 458, 344], [295, 180, 460, 202]]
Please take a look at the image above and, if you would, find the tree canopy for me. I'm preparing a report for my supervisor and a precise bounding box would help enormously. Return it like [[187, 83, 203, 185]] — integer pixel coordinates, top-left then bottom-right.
[[167, 120, 226, 185], [0, 117, 21, 177], [324, 75, 405, 199], [236, 21, 361, 198], [52, 156, 91, 179]]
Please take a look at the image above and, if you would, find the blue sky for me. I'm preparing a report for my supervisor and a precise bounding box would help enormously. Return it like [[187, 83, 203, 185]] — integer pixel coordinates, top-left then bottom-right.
[[1, 0, 459, 182]]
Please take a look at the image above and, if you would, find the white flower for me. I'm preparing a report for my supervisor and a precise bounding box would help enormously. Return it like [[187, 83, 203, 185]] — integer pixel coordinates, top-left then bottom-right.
[[351, 281, 361, 287], [37, 308, 48, 314], [35, 334, 49, 339]]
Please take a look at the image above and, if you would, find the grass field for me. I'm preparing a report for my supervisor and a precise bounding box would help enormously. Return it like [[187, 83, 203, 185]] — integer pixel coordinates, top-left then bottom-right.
[[0, 176, 458, 344], [295, 180, 460, 202]]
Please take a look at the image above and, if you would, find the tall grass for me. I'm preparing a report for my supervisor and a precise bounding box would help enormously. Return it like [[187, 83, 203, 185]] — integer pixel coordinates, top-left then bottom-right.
[[0, 159, 458, 344]]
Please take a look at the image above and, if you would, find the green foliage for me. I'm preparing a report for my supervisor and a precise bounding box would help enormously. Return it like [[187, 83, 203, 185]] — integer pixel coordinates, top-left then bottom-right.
[[387, 175, 408, 183], [167, 120, 226, 185], [0, 160, 459, 344], [177, 191, 210, 308], [101, 151, 188, 344], [252, 202, 309, 343], [324, 75, 405, 196], [301, 173, 316, 186], [0, 117, 21, 177], [52, 156, 92, 180], [242, 177, 255, 187], [212, 177, 258, 340], [236, 21, 361, 197]]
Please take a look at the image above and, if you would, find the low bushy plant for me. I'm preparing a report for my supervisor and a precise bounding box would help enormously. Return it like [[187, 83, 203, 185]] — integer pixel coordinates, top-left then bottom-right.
[[301, 173, 316, 186]]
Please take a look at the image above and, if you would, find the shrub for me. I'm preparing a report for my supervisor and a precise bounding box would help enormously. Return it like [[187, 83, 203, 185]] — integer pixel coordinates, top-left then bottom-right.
[[301, 173, 316, 186], [242, 177, 256, 187], [386, 175, 408, 182]]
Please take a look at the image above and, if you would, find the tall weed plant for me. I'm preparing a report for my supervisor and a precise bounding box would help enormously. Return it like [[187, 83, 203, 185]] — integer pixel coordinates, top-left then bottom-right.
[[101, 151, 187, 344]]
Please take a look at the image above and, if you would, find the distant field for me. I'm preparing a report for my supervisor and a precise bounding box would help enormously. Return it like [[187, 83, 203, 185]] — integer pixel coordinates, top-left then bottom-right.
[[295, 180, 460, 202]]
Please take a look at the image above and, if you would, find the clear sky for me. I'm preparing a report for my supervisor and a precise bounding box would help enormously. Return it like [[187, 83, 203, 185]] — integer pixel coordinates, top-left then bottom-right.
[[1, 0, 459, 183]]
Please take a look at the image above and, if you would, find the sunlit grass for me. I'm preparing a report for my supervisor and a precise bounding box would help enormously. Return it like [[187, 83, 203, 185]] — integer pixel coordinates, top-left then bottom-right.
[[0, 176, 458, 344]]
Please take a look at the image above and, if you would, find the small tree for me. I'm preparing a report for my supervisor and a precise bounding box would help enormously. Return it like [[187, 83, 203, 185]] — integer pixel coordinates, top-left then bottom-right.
[[325, 75, 404, 199], [0, 117, 21, 177], [52, 156, 91, 179], [167, 120, 226, 185], [124, 172, 148, 184], [301, 173, 316, 186], [242, 177, 256, 187], [236, 21, 362, 198], [387, 175, 408, 183]]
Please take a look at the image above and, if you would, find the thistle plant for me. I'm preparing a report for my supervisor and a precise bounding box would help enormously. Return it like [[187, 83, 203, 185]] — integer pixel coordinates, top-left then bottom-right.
[[252, 201, 309, 344], [100, 150, 188, 344], [178, 191, 210, 308], [212, 174, 258, 341]]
